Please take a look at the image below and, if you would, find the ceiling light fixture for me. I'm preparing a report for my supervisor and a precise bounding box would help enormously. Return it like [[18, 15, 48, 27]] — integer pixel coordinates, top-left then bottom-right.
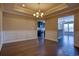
[[33, 3, 44, 18], [22, 4, 25, 7]]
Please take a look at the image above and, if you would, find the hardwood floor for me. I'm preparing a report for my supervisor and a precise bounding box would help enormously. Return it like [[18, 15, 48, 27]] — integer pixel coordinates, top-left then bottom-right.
[[0, 39, 57, 56], [0, 39, 79, 56]]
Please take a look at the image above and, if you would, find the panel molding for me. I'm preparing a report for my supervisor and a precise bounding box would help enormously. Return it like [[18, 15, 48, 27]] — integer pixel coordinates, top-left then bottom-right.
[[45, 31, 57, 42], [3, 30, 37, 44]]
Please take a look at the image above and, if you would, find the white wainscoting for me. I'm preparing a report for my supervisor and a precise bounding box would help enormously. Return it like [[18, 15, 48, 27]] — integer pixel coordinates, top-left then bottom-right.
[[0, 36, 1, 50], [74, 31, 79, 47], [0, 32, 1, 50], [0, 45, 2, 51], [0, 44, 2, 51], [3, 30, 37, 44], [45, 31, 57, 42], [0, 31, 3, 51]]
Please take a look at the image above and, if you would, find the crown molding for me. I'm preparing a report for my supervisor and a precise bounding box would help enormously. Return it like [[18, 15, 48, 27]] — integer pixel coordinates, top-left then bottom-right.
[[45, 6, 79, 19], [14, 5, 34, 15], [45, 4, 68, 16], [2, 4, 35, 18]]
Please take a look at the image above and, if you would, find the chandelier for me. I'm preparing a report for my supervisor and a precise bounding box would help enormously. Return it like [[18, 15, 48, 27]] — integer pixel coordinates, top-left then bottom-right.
[[33, 3, 44, 18]]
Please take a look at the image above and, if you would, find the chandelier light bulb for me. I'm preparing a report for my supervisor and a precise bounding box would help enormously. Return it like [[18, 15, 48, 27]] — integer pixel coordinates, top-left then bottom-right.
[[41, 14, 43, 17], [36, 15, 39, 18], [36, 12, 39, 15], [33, 14, 36, 16], [41, 13, 44, 15], [22, 4, 25, 7]]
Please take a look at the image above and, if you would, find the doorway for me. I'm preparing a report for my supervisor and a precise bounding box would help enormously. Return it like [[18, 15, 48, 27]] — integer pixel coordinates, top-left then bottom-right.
[[37, 20, 45, 44], [57, 15, 77, 56], [58, 15, 74, 45]]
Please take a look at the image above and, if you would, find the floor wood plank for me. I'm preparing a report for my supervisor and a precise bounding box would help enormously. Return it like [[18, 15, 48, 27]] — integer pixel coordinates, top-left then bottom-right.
[[0, 39, 79, 56]]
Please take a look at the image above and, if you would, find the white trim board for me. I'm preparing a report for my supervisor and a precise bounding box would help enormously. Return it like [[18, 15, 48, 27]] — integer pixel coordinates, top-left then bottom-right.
[[0, 45, 2, 51]]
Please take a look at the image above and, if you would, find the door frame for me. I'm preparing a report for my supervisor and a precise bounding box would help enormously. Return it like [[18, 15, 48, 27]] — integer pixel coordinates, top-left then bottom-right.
[[57, 15, 74, 43]]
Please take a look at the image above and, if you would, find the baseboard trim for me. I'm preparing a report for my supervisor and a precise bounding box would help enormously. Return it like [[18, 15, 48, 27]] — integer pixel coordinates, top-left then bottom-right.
[[46, 39, 58, 43], [74, 44, 79, 48], [3, 38, 37, 44], [74, 45, 79, 48], [46, 39, 58, 42], [74, 45, 79, 51]]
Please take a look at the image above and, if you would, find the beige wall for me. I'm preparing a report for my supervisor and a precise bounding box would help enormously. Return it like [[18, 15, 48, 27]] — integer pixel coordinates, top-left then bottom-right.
[[46, 16, 58, 31], [3, 12, 37, 43], [3, 12, 36, 31], [45, 16, 58, 41], [75, 11, 79, 31]]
